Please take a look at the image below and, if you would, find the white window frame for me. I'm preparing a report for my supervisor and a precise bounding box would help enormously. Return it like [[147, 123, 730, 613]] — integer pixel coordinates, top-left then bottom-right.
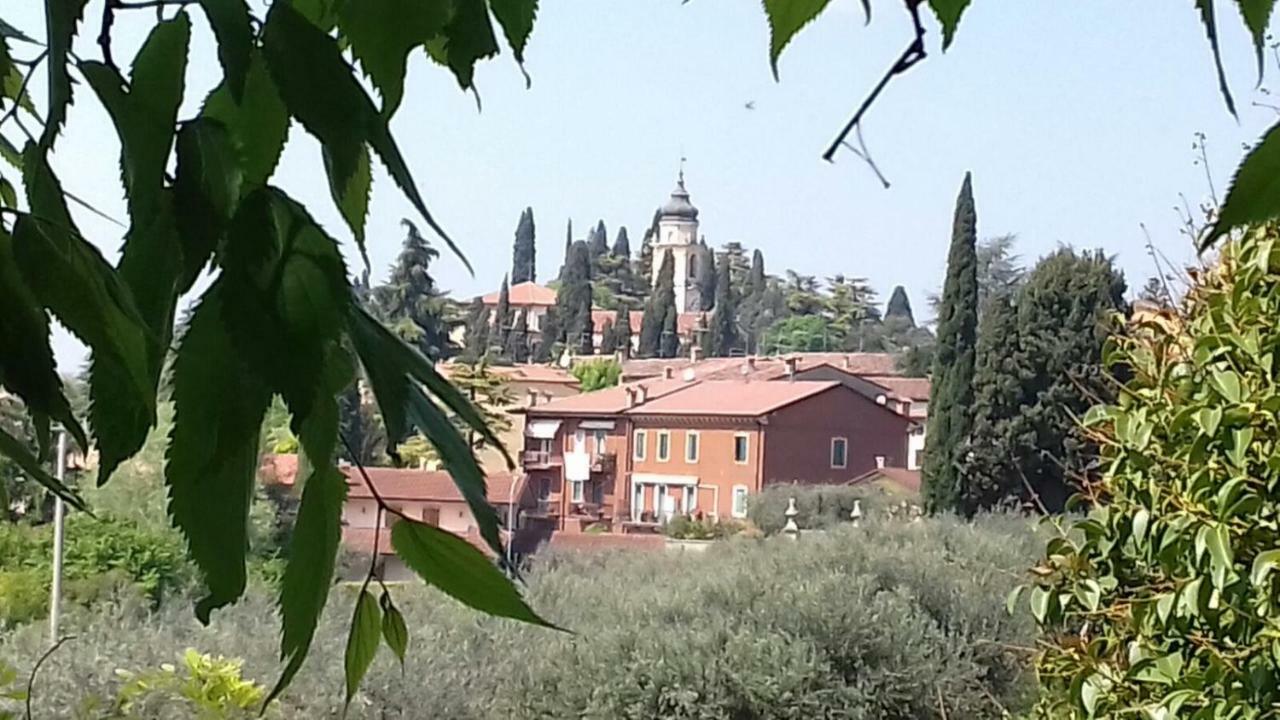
[[685, 431, 700, 463], [733, 433, 749, 464], [830, 436, 848, 469], [570, 479, 585, 504], [731, 485, 749, 518], [657, 431, 671, 462], [633, 430, 647, 461]]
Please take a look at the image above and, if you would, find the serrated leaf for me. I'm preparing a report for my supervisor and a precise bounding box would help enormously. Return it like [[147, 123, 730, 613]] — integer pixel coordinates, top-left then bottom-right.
[[490, 0, 537, 84], [343, 589, 381, 712], [762, 0, 832, 79], [0, 424, 86, 511], [40, 0, 89, 150], [379, 591, 408, 668], [1233, 0, 1274, 79], [425, 0, 500, 92], [166, 286, 270, 622], [0, 228, 87, 453], [1207, 120, 1280, 245], [391, 519, 554, 628], [262, 2, 470, 271], [927, 0, 972, 49], [0, 18, 35, 44], [202, 51, 289, 188], [323, 141, 371, 264], [174, 118, 243, 290], [200, 0, 253, 101], [1196, 0, 1239, 121], [1251, 549, 1280, 586], [338, 0, 451, 116]]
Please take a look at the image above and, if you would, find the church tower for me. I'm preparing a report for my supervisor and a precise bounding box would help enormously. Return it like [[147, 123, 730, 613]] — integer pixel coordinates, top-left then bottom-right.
[[651, 169, 702, 313]]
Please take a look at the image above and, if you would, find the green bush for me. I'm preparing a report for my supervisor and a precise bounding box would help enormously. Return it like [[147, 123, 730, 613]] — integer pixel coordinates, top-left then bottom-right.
[[2, 514, 1041, 719], [749, 483, 917, 534], [0, 570, 48, 627], [663, 515, 745, 540], [112, 648, 270, 719]]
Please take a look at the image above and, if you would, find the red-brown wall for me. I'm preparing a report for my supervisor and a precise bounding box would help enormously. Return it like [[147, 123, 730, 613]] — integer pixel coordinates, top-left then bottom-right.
[[627, 420, 763, 519], [762, 385, 908, 485]]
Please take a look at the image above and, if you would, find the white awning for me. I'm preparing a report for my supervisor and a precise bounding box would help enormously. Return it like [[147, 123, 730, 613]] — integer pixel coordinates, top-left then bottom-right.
[[579, 419, 616, 430], [631, 473, 698, 487], [525, 419, 562, 439]]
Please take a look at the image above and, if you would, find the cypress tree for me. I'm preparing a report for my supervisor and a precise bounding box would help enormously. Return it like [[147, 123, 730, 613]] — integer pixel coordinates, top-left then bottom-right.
[[885, 285, 915, 326], [640, 250, 675, 358], [534, 307, 561, 363], [511, 207, 536, 283], [506, 308, 531, 363], [599, 319, 616, 354], [922, 172, 980, 514], [748, 249, 766, 298], [559, 219, 572, 280], [612, 226, 631, 258], [613, 304, 632, 358], [588, 220, 609, 259], [494, 275, 513, 350], [957, 294, 1021, 515], [463, 297, 490, 361], [660, 305, 680, 359], [637, 208, 660, 287], [708, 254, 737, 356], [557, 240, 594, 355], [698, 247, 718, 312]]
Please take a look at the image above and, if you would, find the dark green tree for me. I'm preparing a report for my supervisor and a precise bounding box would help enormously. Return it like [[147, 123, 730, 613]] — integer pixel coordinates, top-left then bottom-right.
[[559, 219, 572, 280], [763, 315, 832, 353], [376, 220, 457, 360], [511, 207, 536, 284], [534, 308, 562, 363], [599, 318, 617, 355], [613, 304, 633, 358], [557, 241, 594, 355], [708, 254, 738, 356], [588, 220, 609, 260], [612, 227, 631, 257], [640, 251, 675, 358], [956, 293, 1021, 515], [338, 378, 387, 466], [462, 297, 491, 361], [494, 275, 513, 350], [698, 248, 718, 312], [505, 309, 531, 363], [660, 304, 681, 358], [922, 173, 980, 514], [637, 208, 660, 287], [885, 285, 915, 326]]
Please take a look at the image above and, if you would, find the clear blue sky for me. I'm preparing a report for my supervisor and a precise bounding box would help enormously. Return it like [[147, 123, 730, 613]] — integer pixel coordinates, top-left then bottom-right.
[[8, 0, 1277, 368]]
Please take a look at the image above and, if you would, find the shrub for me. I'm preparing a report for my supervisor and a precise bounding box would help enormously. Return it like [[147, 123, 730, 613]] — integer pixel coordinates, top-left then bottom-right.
[[1025, 226, 1280, 717], [749, 483, 917, 534], [663, 515, 744, 540], [0, 570, 48, 627], [112, 648, 269, 719], [2, 514, 1041, 719]]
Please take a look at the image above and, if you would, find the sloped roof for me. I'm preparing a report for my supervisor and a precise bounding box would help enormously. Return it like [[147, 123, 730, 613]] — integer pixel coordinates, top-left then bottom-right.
[[624, 380, 842, 417], [621, 353, 902, 382], [847, 467, 922, 494], [525, 377, 697, 415], [590, 309, 702, 336], [438, 361, 579, 386], [343, 466, 521, 504], [481, 281, 556, 307], [862, 376, 931, 401]]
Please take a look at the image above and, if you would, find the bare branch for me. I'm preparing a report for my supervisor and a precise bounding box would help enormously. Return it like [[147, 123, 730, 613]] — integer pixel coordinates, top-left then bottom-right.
[[25, 635, 76, 720]]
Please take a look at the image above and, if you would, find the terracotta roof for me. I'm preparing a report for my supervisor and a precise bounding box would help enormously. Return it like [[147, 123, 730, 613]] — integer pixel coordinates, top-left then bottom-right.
[[621, 353, 902, 382], [526, 377, 696, 415], [624, 380, 842, 417], [847, 467, 922, 494], [342, 526, 501, 557], [861, 376, 931, 401], [438, 361, 579, 386], [259, 453, 299, 486], [481, 281, 556, 307], [342, 466, 521, 504], [590, 309, 702, 336]]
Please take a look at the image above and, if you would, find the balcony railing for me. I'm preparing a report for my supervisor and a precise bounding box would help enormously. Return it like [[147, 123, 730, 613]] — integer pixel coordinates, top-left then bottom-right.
[[522, 450, 560, 467]]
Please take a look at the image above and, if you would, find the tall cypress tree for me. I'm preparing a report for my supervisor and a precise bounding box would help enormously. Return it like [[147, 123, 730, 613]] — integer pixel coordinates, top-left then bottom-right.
[[506, 308, 531, 363], [511, 207, 536, 283], [534, 307, 561, 363], [660, 305, 680, 359], [588, 220, 609, 260], [709, 254, 737, 356], [613, 304, 632, 358], [637, 208, 660, 289], [463, 297, 490, 361], [494, 275, 513, 350], [557, 240, 594, 355], [640, 250, 675, 358], [599, 318, 616, 354], [958, 293, 1021, 515], [885, 285, 915, 326], [923, 172, 980, 514], [559, 219, 572, 280], [612, 226, 631, 257], [698, 247, 718, 312]]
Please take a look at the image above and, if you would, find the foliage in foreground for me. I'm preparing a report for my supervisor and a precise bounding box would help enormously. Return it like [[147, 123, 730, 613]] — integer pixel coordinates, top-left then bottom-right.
[[1025, 226, 1280, 717], [3, 518, 1041, 719]]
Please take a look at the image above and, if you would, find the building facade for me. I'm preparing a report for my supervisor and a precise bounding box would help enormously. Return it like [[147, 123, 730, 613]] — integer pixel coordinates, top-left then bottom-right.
[[650, 171, 708, 314]]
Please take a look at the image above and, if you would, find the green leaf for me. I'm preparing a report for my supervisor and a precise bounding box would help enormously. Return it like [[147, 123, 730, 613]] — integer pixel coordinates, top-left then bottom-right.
[[343, 589, 382, 711], [379, 591, 408, 668], [0, 228, 87, 453], [927, 0, 972, 49], [1029, 586, 1052, 623], [200, 0, 253, 101], [174, 118, 243, 290], [166, 286, 270, 622], [0, 424, 86, 511], [1210, 369, 1242, 403], [1228, 427, 1253, 468], [1205, 523, 1234, 588], [489, 0, 538, 85], [391, 519, 554, 628], [1196, 0, 1239, 122], [202, 51, 289, 188], [338, 0, 451, 116], [1251, 549, 1280, 586], [40, 0, 89, 150], [1079, 673, 1104, 716], [1196, 406, 1223, 437], [263, 2, 468, 270], [425, 0, 500, 92], [762, 0, 832, 79], [1207, 121, 1280, 245], [1233, 0, 1274, 79], [323, 141, 372, 264]]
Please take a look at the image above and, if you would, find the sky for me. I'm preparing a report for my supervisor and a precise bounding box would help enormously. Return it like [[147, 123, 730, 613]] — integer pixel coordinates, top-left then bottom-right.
[[7, 0, 1279, 369]]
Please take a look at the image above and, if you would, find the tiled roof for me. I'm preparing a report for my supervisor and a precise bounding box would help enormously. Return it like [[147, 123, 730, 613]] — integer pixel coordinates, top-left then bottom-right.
[[438, 361, 579, 386], [621, 353, 902, 382], [343, 466, 522, 504], [590, 309, 702, 336], [861, 376, 931, 401], [481, 281, 556, 307], [342, 526, 500, 557], [526, 377, 696, 415], [624, 380, 842, 417], [847, 467, 922, 493]]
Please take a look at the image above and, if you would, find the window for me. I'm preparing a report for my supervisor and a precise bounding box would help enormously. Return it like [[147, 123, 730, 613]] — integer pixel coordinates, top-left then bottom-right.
[[733, 433, 749, 464], [731, 485, 749, 518], [592, 429, 607, 454], [657, 431, 671, 462], [633, 430, 647, 460], [830, 437, 848, 469], [685, 431, 699, 462], [570, 480, 585, 504]]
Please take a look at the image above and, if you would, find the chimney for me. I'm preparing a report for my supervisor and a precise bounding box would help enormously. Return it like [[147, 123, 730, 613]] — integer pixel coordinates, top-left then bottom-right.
[[842, 355, 851, 370], [784, 356, 797, 382], [526, 389, 539, 407], [637, 385, 649, 404], [875, 455, 887, 469], [690, 345, 701, 362], [625, 387, 638, 408], [663, 366, 674, 380], [541, 391, 553, 404]]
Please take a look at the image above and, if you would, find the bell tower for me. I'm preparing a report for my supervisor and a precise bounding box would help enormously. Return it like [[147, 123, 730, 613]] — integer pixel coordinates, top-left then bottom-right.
[[651, 167, 701, 313]]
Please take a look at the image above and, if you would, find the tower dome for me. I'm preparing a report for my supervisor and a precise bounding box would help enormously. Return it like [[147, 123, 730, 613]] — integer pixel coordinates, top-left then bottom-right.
[[660, 171, 699, 221]]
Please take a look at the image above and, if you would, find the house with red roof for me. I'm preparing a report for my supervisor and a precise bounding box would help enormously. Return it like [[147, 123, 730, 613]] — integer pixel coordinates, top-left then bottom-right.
[[519, 375, 909, 532], [481, 281, 557, 333]]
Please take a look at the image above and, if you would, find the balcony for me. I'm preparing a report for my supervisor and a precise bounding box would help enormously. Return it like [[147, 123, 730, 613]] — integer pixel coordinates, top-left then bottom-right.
[[590, 452, 616, 474], [522, 450, 561, 468]]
